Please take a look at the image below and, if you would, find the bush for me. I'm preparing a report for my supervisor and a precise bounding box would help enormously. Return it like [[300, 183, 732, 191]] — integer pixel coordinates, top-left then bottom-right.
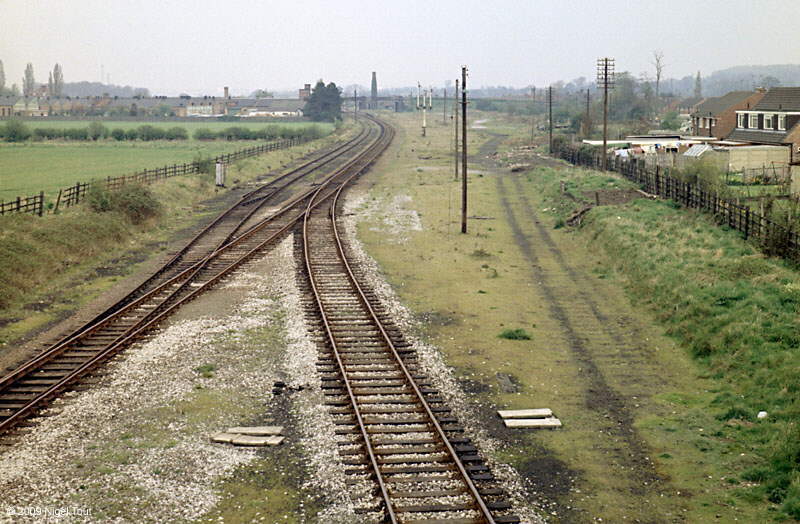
[[193, 128, 215, 140], [164, 126, 188, 140], [498, 328, 532, 340], [125, 128, 139, 140], [111, 128, 127, 141], [87, 121, 108, 141], [87, 182, 161, 224], [136, 125, 166, 141], [4, 120, 31, 142]]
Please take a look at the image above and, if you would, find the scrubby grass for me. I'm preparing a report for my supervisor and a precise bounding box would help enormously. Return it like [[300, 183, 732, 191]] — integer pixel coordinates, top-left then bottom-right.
[[580, 198, 800, 518], [21, 119, 331, 135], [498, 328, 531, 340]]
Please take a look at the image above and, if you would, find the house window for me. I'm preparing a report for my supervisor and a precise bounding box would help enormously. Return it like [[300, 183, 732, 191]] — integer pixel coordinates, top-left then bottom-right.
[[764, 114, 774, 129], [749, 113, 758, 128], [738, 113, 745, 128], [701, 117, 707, 128], [779, 114, 786, 131]]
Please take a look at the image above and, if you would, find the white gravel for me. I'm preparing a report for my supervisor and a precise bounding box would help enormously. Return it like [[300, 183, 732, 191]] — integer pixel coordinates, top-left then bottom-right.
[[0, 251, 288, 523], [342, 188, 547, 524]]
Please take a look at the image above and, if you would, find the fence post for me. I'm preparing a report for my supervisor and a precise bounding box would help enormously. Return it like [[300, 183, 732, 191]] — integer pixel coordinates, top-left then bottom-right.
[[744, 208, 750, 239], [38, 191, 44, 217], [16, 196, 21, 213]]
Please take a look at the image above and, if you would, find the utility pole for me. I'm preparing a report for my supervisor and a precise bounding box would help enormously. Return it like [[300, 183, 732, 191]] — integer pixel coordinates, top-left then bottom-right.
[[443, 88, 447, 124], [417, 83, 427, 137], [354, 88, 357, 121], [597, 57, 615, 171], [548, 86, 553, 153], [454, 78, 459, 181], [530, 86, 535, 145], [584, 88, 590, 137], [461, 66, 468, 234]]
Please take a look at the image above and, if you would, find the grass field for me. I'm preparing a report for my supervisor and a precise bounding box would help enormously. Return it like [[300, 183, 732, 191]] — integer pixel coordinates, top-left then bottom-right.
[[19, 119, 332, 136], [0, 121, 333, 201]]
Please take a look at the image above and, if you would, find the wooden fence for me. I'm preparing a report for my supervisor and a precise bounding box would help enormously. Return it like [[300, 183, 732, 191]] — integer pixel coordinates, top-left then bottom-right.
[[1, 137, 307, 217], [0, 192, 45, 217], [556, 145, 800, 260]]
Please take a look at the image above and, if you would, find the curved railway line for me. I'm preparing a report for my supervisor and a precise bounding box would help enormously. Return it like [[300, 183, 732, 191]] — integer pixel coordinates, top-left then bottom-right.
[[0, 117, 378, 435], [300, 119, 520, 523], [2, 113, 521, 523]]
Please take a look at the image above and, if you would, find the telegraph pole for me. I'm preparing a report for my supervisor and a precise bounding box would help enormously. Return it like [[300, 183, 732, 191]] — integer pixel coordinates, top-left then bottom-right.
[[454, 78, 459, 181], [354, 88, 357, 121], [548, 86, 553, 153], [584, 88, 590, 137], [443, 88, 447, 124], [597, 57, 615, 171], [461, 65, 468, 234], [530, 86, 535, 145]]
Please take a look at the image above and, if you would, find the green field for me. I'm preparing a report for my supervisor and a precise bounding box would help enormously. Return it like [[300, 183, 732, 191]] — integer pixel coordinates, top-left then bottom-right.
[[19, 119, 332, 136], [0, 121, 333, 201]]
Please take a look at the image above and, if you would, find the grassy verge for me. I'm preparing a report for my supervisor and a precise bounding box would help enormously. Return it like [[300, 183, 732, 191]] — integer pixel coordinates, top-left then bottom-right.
[[352, 111, 779, 521], [524, 150, 800, 518], [0, 124, 350, 359]]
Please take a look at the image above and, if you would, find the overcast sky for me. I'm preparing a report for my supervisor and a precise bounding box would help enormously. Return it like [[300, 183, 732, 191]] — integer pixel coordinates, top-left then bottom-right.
[[1, 0, 798, 96]]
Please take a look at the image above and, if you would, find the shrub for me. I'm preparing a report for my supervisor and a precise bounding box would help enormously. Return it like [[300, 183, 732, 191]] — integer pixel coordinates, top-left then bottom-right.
[[164, 126, 188, 140], [64, 127, 88, 140], [193, 128, 215, 140], [498, 328, 532, 340], [111, 128, 127, 141], [125, 128, 139, 140], [136, 125, 166, 141], [87, 182, 161, 224], [4, 120, 31, 142], [87, 121, 108, 141]]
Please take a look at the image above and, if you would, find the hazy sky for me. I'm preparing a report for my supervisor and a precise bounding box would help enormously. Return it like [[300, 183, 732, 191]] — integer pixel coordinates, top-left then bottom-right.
[[2, 0, 798, 96]]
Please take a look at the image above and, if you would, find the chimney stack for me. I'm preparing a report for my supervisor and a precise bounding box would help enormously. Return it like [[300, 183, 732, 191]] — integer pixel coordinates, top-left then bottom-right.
[[224, 86, 229, 99]]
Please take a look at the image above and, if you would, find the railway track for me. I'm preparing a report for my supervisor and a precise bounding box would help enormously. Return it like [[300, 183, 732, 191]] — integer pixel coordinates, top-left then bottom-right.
[[300, 121, 520, 523], [0, 117, 382, 436]]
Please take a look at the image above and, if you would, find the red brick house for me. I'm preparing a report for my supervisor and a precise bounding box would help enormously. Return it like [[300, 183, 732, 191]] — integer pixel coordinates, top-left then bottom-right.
[[728, 87, 800, 164], [691, 90, 766, 138]]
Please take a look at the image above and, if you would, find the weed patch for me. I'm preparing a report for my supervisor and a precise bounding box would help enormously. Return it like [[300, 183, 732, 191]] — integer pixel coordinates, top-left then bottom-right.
[[498, 328, 532, 340]]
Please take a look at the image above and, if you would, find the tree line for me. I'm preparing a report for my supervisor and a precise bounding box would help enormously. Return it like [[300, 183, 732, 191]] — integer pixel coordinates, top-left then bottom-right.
[[1, 121, 327, 143], [1, 60, 64, 97]]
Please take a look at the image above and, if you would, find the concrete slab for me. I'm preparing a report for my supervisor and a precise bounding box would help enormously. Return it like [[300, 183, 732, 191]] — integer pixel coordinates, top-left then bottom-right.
[[498, 409, 553, 419], [504, 418, 562, 429], [210, 432, 238, 443], [230, 435, 285, 446], [226, 426, 283, 436]]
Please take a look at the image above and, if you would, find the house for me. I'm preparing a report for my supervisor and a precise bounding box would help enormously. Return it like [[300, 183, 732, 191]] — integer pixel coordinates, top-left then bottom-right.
[[12, 97, 48, 116], [728, 87, 800, 164], [0, 96, 17, 117], [691, 90, 766, 138], [230, 98, 305, 117], [674, 96, 705, 116]]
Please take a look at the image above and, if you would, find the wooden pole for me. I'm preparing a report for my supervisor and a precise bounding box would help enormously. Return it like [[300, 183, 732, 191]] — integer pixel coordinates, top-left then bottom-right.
[[454, 78, 459, 181], [461, 66, 468, 234]]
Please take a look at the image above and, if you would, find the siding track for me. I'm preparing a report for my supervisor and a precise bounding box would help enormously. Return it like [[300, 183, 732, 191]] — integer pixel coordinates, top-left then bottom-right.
[[0, 119, 379, 436], [300, 116, 519, 523]]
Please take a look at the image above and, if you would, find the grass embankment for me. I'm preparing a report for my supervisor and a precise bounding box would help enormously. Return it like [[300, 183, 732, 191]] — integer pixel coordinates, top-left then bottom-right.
[[354, 111, 781, 521], [0, 124, 350, 356], [0, 121, 334, 201], [536, 160, 800, 519]]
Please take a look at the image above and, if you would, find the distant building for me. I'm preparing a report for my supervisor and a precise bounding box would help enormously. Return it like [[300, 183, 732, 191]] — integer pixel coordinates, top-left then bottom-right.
[[299, 84, 311, 101], [691, 90, 766, 138], [728, 87, 800, 164], [229, 98, 305, 117], [0, 96, 17, 117]]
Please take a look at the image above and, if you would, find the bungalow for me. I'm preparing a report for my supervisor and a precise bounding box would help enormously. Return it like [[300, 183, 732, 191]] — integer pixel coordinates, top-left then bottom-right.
[[728, 87, 800, 164], [691, 89, 766, 138]]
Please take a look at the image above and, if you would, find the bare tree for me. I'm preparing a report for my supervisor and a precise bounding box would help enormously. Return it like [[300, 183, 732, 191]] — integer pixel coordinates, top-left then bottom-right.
[[0, 60, 5, 94], [651, 50, 665, 100]]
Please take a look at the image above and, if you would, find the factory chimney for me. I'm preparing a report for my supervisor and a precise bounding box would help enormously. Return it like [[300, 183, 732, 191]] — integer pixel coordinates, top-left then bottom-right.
[[371, 72, 378, 105], [224, 86, 229, 99]]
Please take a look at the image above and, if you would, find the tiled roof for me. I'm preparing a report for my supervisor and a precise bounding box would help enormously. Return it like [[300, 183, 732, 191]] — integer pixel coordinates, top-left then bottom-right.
[[693, 91, 753, 117], [752, 87, 800, 111], [726, 129, 789, 145], [679, 96, 704, 108], [0, 96, 20, 105]]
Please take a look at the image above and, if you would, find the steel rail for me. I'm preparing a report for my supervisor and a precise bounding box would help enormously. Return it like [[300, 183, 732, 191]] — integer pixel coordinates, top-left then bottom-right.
[[327, 140, 496, 522], [302, 115, 399, 522], [0, 117, 386, 435]]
